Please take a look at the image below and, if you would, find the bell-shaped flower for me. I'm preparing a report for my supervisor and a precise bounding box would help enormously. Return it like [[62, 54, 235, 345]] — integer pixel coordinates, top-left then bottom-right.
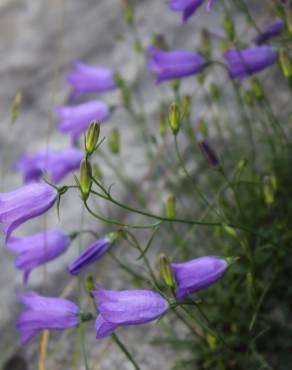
[[255, 19, 285, 45], [56, 100, 109, 143], [170, 0, 217, 23], [16, 292, 80, 344], [171, 256, 228, 300], [66, 61, 117, 99], [6, 229, 70, 283], [0, 183, 57, 241], [148, 47, 206, 83], [67, 233, 117, 275], [224, 46, 277, 80], [16, 148, 83, 184], [93, 285, 169, 339]]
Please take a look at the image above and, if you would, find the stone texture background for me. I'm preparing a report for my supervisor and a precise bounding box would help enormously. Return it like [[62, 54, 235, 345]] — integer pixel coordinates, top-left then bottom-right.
[[0, 1, 226, 369]]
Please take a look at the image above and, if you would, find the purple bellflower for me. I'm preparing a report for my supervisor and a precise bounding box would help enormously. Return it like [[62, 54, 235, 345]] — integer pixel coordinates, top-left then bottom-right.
[[93, 285, 169, 339], [255, 19, 285, 45], [16, 148, 83, 184], [171, 256, 228, 300], [224, 46, 278, 80], [56, 100, 109, 143], [67, 232, 117, 275], [0, 183, 57, 241], [17, 291, 80, 344], [66, 61, 117, 99], [170, 0, 217, 23], [6, 229, 70, 283], [148, 47, 206, 83]]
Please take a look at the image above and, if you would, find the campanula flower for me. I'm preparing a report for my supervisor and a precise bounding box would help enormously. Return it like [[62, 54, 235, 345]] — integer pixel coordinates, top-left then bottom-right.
[[6, 229, 70, 283], [16, 148, 83, 184], [171, 256, 228, 300], [198, 140, 220, 167], [67, 232, 117, 275], [93, 285, 168, 339], [66, 61, 116, 99], [0, 183, 57, 241], [255, 19, 285, 45], [16, 292, 80, 344], [224, 46, 277, 80], [148, 47, 206, 83], [56, 101, 109, 143], [170, 0, 217, 23]]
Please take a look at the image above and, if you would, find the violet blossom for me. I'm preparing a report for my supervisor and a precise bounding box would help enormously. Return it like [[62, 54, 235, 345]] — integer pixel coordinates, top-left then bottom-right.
[[0, 183, 57, 241], [6, 229, 70, 283], [148, 47, 206, 83], [17, 292, 80, 344], [93, 285, 169, 339], [56, 100, 109, 143], [170, 0, 217, 23], [255, 19, 285, 45], [16, 148, 83, 184]]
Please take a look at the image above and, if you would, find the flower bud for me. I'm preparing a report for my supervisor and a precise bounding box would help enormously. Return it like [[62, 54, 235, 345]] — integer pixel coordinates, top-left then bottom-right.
[[85, 121, 100, 155], [263, 174, 277, 206], [207, 334, 217, 350], [108, 128, 120, 154], [159, 254, 175, 289], [243, 90, 255, 107], [84, 275, 95, 292], [168, 103, 180, 135], [10, 92, 22, 124], [121, 0, 134, 25], [79, 160, 92, 200], [279, 49, 292, 80], [165, 194, 176, 219], [209, 82, 220, 100], [219, 39, 229, 53], [151, 33, 168, 50], [198, 140, 220, 168], [181, 95, 191, 119], [223, 16, 235, 40], [251, 77, 264, 101]]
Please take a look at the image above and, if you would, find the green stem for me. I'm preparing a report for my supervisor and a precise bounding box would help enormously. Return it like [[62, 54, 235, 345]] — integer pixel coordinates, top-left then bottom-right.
[[112, 333, 141, 370]]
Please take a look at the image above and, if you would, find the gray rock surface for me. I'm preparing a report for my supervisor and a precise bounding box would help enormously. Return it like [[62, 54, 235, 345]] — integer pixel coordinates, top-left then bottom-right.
[[0, 1, 222, 369]]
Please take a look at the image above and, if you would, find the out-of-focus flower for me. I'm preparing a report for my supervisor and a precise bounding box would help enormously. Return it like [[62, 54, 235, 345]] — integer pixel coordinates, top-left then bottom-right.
[[17, 292, 80, 344], [224, 46, 277, 80], [255, 19, 285, 45], [16, 148, 83, 184], [169, 0, 217, 23], [6, 229, 70, 283], [0, 184, 57, 241], [56, 101, 109, 143], [93, 285, 168, 339], [171, 256, 228, 300], [67, 233, 117, 275], [66, 61, 116, 98], [198, 140, 220, 168], [148, 47, 206, 83]]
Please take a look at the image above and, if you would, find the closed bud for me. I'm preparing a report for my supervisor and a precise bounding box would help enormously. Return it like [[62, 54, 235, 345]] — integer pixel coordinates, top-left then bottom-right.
[[182, 95, 191, 119], [159, 110, 167, 137], [121, 0, 134, 25], [168, 102, 180, 135], [209, 82, 220, 100], [219, 39, 229, 53], [279, 49, 292, 79], [207, 334, 217, 350], [198, 140, 220, 168], [79, 160, 92, 200], [151, 33, 168, 50], [263, 174, 277, 206], [85, 121, 100, 155], [251, 77, 264, 101], [243, 90, 255, 107], [165, 194, 176, 219], [223, 224, 237, 238], [114, 72, 125, 88], [108, 128, 120, 154], [159, 254, 175, 289], [223, 16, 235, 40], [84, 275, 95, 292], [10, 92, 22, 124]]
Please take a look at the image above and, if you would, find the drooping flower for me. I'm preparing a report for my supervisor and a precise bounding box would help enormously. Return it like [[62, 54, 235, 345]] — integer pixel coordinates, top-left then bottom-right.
[[16, 292, 80, 344], [67, 233, 117, 275], [169, 0, 217, 23], [93, 285, 169, 339], [66, 61, 117, 99], [255, 19, 285, 45], [224, 46, 277, 80], [0, 183, 57, 241], [148, 47, 206, 83], [6, 229, 70, 283], [16, 148, 83, 184], [171, 256, 228, 300], [56, 101, 109, 143]]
